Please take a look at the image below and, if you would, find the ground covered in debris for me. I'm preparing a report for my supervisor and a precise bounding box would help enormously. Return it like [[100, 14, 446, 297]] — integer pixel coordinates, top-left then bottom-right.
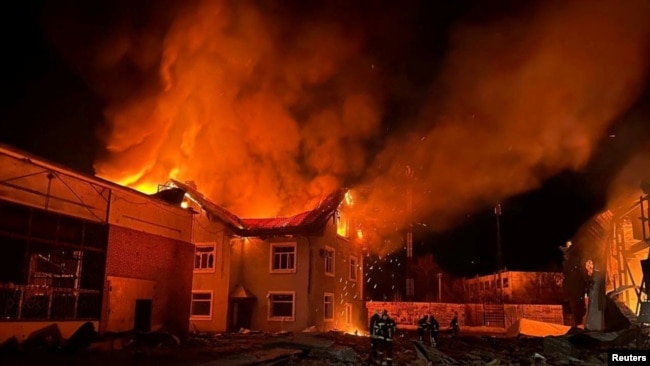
[[0, 326, 637, 365]]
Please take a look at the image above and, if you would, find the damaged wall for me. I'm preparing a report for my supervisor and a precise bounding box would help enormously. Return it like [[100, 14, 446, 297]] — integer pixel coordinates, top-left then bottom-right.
[[0, 145, 196, 342], [565, 200, 649, 321]]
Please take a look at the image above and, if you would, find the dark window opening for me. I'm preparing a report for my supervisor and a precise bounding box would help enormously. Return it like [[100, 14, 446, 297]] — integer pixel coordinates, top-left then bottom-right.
[[0, 200, 108, 322]]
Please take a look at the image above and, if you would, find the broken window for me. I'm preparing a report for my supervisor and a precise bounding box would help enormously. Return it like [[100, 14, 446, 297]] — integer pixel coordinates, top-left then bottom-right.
[[349, 256, 358, 281], [190, 291, 212, 318], [268, 292, 294, 320], [0, 200, 107, 322], [324, 246, 335, 276], [324, 293, 334, 321], [194, 243, 215, 271], [336, 210, 349, 237], [270, 243, 296, 273]]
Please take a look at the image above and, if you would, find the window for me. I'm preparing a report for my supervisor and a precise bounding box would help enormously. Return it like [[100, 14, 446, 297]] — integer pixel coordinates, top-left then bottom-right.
[[268, 291, 295, 321], [336, 211, 349, 237], [270, 243, 297, 273], [349, 256, 358, 281], [324, 293, 334, 321], [190, 291, 212, 319], [194, 243, 215, 271], [345, 303, 352, 324], [0, 201, 108, 321], [324, 246, 335, 276], [503, 278, 509, 288]]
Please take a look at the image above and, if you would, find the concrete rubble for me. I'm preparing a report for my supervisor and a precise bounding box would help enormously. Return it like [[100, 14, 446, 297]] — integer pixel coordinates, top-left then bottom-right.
[[0, 322, 639, 366]]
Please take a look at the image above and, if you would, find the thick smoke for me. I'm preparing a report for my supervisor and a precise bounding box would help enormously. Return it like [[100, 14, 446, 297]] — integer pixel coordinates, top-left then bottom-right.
[[44, 0, 650, 254], [355, 0, 650, 254], [46, 0, 383, 217], [607, 144, 650, 210]]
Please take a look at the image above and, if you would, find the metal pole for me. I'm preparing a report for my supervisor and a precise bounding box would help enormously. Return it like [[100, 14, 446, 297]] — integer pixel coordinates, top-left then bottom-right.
[[405, 165, 414, 300], [495, 203, 503, 270], [495, 203, 503, 302], [437, 273, 442, 302]]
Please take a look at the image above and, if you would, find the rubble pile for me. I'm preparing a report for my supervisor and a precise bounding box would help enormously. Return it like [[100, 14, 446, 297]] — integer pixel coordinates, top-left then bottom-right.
[[0, 324, 640, 365]]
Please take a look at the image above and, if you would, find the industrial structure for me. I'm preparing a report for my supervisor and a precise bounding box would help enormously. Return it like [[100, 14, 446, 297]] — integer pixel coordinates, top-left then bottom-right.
[[565, 187, 650, 330], [0, 144, 195, 342]]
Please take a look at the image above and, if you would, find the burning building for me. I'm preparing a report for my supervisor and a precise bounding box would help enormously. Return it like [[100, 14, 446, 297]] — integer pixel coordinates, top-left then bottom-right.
[[563, 189, 650, 330], [0, 144, 195, 343], [0, 143, 368, 344], [166, 180, 367, 334]]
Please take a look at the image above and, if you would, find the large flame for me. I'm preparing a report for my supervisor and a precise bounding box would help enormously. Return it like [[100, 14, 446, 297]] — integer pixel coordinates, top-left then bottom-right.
[[43, 0, 650, 254]]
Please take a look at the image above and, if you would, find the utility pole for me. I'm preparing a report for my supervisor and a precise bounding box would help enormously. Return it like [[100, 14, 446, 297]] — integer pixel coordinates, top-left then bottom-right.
[[405, 165, 414, 300], [495, 203, 503, 302]]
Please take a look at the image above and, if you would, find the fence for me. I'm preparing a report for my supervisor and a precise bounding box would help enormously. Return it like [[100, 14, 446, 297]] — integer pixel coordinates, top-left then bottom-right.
[[366, 301, 563, 329], [0, 284, 102, 321]]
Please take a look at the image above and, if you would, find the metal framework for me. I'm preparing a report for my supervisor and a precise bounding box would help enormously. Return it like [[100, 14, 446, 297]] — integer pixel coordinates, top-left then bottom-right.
[[0, 150, 111, 223], [610, 194, 650, 314]]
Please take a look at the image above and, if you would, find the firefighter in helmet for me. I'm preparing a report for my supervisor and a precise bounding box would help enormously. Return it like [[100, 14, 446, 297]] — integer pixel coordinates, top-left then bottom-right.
[[378, 310, 397, 366]]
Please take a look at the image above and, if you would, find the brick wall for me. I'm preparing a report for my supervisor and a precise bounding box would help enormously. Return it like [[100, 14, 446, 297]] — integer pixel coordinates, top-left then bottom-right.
[[104, 225, 195, 336], [366, 302, 564, 329]]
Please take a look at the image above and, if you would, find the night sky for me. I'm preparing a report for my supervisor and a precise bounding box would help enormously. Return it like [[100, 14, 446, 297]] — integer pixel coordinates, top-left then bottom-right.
[[1, 0, 649, 281]]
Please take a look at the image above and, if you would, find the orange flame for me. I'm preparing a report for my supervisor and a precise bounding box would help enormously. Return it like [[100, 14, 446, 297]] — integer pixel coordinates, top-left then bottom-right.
[[44, 0, 650, 255]]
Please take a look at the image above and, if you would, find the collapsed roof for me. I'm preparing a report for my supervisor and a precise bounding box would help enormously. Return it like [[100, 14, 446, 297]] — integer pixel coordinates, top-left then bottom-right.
[[167, 179, 348, 237]]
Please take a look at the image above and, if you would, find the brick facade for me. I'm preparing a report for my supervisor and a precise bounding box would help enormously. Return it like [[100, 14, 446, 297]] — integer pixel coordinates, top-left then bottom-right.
[[104, 225, 195, 336]]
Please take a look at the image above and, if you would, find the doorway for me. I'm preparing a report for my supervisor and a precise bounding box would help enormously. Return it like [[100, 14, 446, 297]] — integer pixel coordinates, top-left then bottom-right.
[[134, 299, 152, 332], [229, 299, 254, 332]]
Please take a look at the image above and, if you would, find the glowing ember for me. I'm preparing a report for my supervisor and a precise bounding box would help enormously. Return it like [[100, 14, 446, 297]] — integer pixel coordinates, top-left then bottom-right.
[[345, 191, 354, 206]]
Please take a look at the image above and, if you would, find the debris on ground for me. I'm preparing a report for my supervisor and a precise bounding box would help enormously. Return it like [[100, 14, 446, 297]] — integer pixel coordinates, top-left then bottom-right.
[[0, 325, 634, 365]]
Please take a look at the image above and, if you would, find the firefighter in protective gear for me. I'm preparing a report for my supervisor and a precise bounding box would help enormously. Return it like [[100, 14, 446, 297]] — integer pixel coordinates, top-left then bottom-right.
[[450, 311, 460, 338], [417, 314, 429, 342], [368, 309, 381, 362], [378, 310, 397, 366], [429, 314, 440, 347]]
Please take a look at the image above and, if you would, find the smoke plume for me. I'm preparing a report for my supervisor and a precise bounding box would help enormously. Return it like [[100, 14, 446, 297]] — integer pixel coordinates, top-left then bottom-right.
[[355, 0, 650, 254], [43, 0, 650, 253]]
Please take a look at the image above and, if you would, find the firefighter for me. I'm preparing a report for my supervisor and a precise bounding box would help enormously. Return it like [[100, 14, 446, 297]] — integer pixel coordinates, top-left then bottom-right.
[[417, 313, 430, 342], [368, 309, 381, 362], [429, 313, 440, 347], [450, 311, 460, 338], [379, 310, 397, 366]]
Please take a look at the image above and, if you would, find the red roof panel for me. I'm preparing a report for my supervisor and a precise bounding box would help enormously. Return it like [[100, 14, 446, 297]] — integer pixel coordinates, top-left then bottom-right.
[[170, 179, 347, 237]]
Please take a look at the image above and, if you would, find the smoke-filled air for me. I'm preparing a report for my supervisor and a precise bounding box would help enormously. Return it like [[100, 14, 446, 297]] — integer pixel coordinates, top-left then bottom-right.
[[44, 0, 650, 254]]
